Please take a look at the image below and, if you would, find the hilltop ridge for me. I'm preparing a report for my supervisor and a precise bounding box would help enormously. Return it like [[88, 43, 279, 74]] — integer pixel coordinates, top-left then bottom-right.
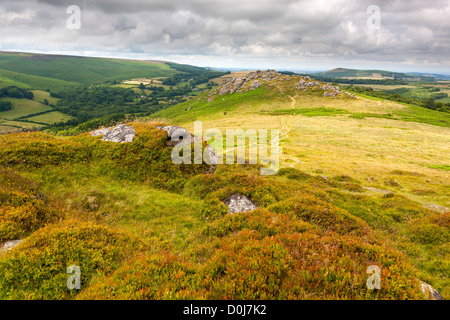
[[203, 69, 356, 103]]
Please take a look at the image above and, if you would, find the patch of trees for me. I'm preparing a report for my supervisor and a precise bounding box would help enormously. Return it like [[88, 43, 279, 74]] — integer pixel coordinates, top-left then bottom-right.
[[51, 85, 156, 121], [0, 86, 34, 99], [0, 100, 13, 111], [162, 63, 230, 87]]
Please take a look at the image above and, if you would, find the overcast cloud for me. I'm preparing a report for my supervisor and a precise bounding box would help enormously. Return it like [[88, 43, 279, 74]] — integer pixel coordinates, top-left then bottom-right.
[[0, 0, 449, 73]]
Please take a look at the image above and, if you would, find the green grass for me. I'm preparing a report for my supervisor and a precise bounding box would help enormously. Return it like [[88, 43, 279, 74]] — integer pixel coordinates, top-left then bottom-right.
[[31, 90, 59, 105], [265, 107, 350, 117], [0, 98, 53, 120], [0, 120, 45, 129], [152, 86, 274, 124], [349, 112, 395, 120], [23, 111, 74, 124], [0, 53, 178, 84], [425, 164, 450, 171], [393, 105, 450, 127], [0, 68, 78, 91]]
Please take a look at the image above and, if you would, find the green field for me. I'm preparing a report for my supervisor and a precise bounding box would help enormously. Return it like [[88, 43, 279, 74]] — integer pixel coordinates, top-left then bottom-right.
[[0, 68, 79, 91], [24, 111, 74, 124], [0, 52, 178, 84], [31, 90, 59, 105], [0, 97, 53, 120]]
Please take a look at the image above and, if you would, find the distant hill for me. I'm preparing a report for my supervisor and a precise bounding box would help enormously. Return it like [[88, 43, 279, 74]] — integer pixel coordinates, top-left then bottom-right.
[[0, 51, 181, 85], [317, 68, 436, 81]]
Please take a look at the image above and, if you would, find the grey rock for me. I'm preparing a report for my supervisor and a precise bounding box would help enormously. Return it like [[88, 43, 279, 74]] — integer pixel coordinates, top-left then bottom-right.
[[90, 124, 136, 143], [156, 126, 219, 172], [1, 240, 23, 253], [223, 193, 258, 214], [156, 125, 200, 147], [420, 281, 443, 300], [249, 80, 263, 90], [90, 128, 110, 137]]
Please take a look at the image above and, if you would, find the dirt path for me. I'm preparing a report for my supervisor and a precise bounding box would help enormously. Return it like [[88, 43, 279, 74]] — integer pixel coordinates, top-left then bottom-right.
[[288, 95, 297, 109]]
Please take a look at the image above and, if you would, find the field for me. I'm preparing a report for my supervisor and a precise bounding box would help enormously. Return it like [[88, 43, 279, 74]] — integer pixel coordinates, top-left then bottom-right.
[[0, 68, 79, 92], [0, 98, 53, 120], [24, 111, 74, 124], [0, 52, 177, 84]]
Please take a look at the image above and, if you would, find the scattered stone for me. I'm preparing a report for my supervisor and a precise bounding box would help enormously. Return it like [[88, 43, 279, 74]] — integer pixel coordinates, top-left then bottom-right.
[[223, 193, 258, 214], [90, 124, 136, 143], [1, 240, 23, 253], [156, 125, 219, 173], [420, 281, 443, 300], [318, 175, 329, 180], [156, 125, 200, 147]]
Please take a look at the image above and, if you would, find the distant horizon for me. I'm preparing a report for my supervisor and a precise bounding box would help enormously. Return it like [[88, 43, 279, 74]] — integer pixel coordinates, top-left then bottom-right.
[[1, 49, 449, 77]]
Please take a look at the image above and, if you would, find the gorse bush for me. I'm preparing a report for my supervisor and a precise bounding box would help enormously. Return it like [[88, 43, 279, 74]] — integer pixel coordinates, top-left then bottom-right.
[[0, 170, 61, 241], [406, 213, 449, 245], [267, 195, 372, 237], [0, 220, 146, 299], [77, 254, 205, 300]]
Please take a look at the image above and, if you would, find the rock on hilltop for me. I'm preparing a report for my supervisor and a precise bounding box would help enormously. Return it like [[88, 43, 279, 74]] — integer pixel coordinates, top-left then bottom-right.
[[204, 69, 355, 102]]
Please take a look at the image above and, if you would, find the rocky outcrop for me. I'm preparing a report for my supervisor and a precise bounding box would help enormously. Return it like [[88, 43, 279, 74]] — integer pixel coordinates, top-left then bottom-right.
[[249, 80, 263, 90], [205, 69, 355, 102], [207, 69, 282, 101], [295, 79, 342, 97], [223, 193, 258, 214], [90, 124, 136, 143], [156, 125, 219, 173], [156, 125, 200, 147], [420, 281, 443, 300]]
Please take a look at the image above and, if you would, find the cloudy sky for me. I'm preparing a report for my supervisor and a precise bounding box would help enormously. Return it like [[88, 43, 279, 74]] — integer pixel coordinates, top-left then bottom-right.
[[0, 0, 449, 73]]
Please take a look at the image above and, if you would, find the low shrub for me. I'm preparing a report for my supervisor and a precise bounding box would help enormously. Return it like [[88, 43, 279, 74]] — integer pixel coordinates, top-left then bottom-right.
[[0, 220, 146, 299]]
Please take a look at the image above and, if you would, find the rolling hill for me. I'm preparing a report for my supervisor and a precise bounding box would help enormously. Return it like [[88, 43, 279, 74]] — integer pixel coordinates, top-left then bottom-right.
[[317, 68, 436, 81], [0, 68, 448, 300], [0, 51, 177, 84]]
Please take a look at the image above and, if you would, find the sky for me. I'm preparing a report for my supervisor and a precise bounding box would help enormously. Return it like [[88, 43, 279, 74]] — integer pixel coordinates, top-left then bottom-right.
[[0, 0, 449, 73]]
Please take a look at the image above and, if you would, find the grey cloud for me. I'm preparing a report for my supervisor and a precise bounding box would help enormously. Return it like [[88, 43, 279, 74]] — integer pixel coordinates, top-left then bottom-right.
[[0, 0, 449, 72]]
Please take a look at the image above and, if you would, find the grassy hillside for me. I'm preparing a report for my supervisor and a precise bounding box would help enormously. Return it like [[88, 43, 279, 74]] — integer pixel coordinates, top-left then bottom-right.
[[0, 52, 177, 84], [0, 122, 446, 299], [150, 71, 450, 297], [0, 71, 448, 300], [0, 68, 79, 92]]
